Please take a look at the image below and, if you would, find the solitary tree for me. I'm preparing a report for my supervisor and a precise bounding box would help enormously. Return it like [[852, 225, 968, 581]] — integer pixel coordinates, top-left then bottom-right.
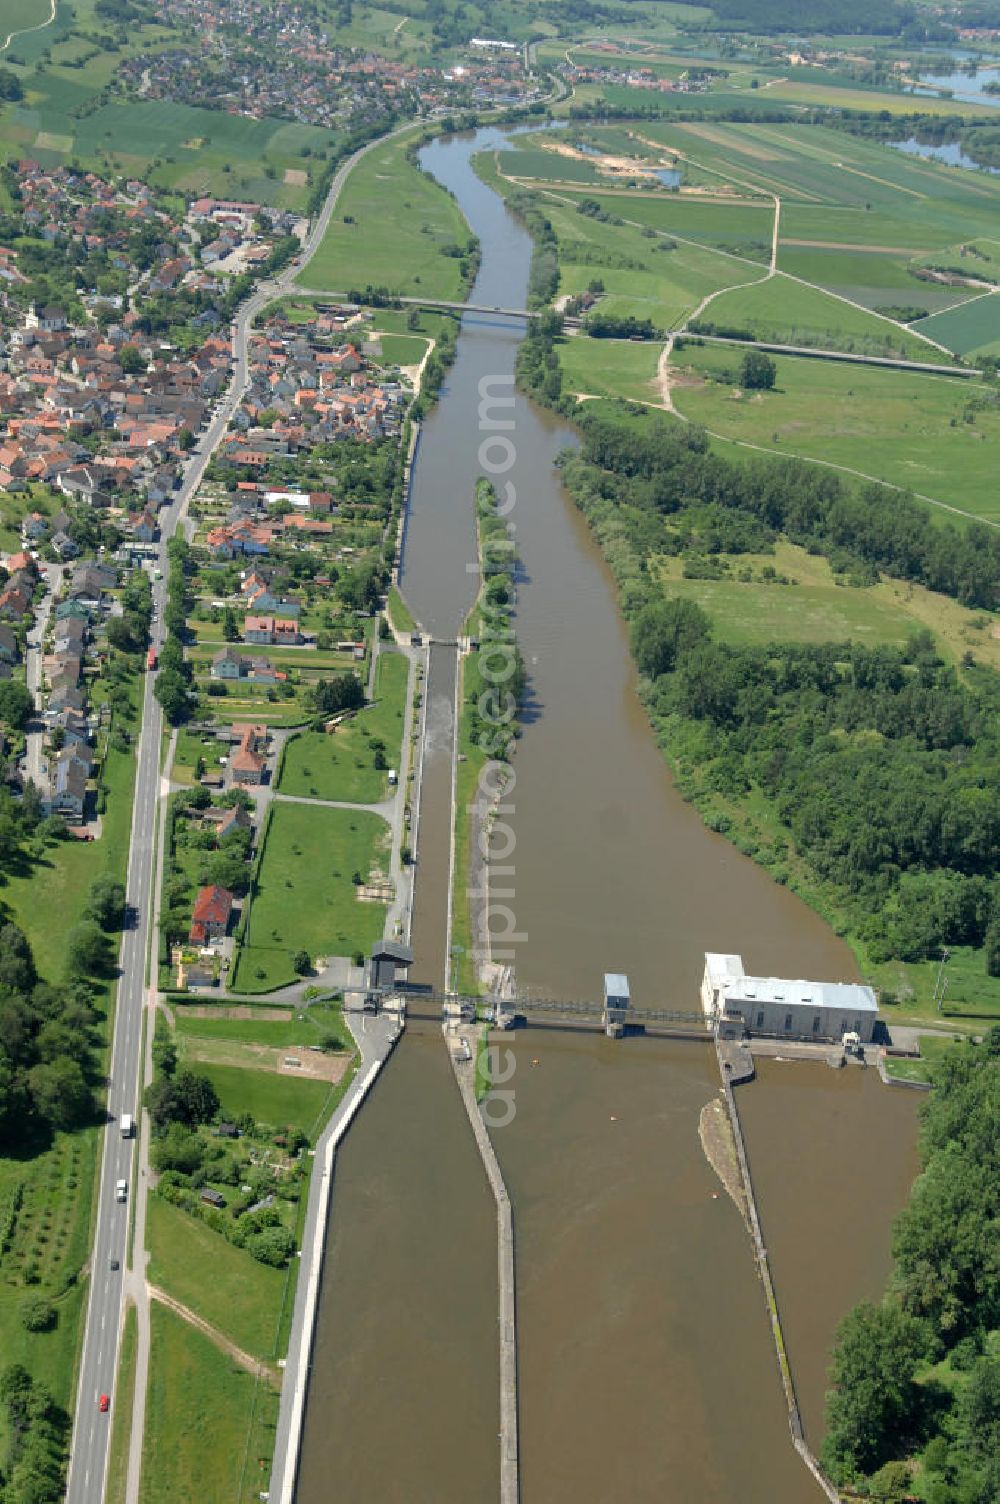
[[740, 349, 777, 391]]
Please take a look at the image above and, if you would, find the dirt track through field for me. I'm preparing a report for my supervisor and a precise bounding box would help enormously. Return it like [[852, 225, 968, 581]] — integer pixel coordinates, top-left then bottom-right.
[[782, 238, 928, 255], [148, 1285, 278, 1379]]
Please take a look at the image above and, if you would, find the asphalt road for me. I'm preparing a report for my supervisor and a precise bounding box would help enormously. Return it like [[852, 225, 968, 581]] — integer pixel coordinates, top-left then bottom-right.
[[64, 122, 413, 1504]]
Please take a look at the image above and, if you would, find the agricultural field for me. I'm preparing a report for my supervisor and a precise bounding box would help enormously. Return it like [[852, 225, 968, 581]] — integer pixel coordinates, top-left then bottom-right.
[[482, 151, 755, 328], [559, 334, 662, 404], [669, 342, 1000, 523], [278, 649, 409, 804], [0, 88, 337, 208], [233, 803, 390, 991], [0, 0, 54, 40], [691, 272, 948, 359], [302, 131, 473, 298], [911, 289, 1000, 358]]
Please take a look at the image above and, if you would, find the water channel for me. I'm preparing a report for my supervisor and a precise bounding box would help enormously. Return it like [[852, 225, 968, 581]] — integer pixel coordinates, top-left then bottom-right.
[[294, 126, 920, 1502]]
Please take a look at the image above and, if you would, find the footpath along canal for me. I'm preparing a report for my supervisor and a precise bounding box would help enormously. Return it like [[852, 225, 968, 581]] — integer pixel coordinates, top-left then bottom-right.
[[293, 126, 920, 1503]]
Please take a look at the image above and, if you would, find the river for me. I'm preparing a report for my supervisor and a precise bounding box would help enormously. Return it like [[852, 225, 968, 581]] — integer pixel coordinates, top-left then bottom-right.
[[294, 126, 919, 1502]]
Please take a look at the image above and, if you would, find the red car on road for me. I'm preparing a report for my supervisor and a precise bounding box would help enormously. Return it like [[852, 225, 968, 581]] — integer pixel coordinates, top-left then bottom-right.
[[99, 1394, 110, 1413]]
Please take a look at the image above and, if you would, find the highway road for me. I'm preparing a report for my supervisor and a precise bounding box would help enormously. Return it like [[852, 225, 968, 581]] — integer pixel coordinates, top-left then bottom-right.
[[63, 122, 412, 1504]]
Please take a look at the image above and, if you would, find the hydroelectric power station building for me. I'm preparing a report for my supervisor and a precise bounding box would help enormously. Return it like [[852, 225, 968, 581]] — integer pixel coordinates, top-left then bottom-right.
[[701, 953, 878, 1044]]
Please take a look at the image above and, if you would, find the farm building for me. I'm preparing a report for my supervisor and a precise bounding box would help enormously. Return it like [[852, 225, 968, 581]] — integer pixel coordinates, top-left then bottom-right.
[[702, 953, 878, 1044]]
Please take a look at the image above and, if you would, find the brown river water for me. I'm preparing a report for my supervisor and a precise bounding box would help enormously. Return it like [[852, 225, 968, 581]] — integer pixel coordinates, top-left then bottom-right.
[[294, 128, 920, 1503]]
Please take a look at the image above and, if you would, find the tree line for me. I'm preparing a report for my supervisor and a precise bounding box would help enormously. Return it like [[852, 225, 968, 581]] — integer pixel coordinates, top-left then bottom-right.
[[823, 1034, 1000, 1502], [577, 405, 1000, 611]]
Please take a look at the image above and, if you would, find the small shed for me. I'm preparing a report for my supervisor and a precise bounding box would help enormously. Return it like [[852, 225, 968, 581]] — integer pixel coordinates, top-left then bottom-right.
[[200, 1188, 227, 1209]]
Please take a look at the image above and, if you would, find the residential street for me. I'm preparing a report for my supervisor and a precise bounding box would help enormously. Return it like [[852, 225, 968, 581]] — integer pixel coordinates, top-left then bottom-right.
[[64, 122, 413, 1504]]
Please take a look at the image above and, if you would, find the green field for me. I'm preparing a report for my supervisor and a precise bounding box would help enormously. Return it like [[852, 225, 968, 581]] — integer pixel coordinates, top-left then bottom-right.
[[373, 331, 430, 365], [498, 147, 602, 184], [483, 158, 754, 328], [278, 649, 408, 802], [0, 0, 53, 39], [651, 549, 932, 649], [234, 803, 390, 989], [1, 92, 336, 208], [190, 1062, 338, 1141], [302, 132, 472, 297], [912, 290, 1000, 357], [559, 188, 775, 255], [651, 537, 1000, 669], [141, 1303, 272, 1504], [559, 334, 661, 403], [147, 1198, 287, 1358], [693, 272, 947, 359], [671, 342, 1000, 521]]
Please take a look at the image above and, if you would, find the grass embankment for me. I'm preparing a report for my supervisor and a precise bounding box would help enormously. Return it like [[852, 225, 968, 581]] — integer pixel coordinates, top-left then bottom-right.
[[232, 802, 390, 990], [301, 130, 473, 299], [450, 479, 520, 995], [0, 684, 140, 1455], [387, 584, 417, 635], [671, 342, 1000, 523], [883, 1032, 963, 1084], [140, 1303, 278, 1504], [105, 1301, 137, 1504], [278, 649, 408, 802]]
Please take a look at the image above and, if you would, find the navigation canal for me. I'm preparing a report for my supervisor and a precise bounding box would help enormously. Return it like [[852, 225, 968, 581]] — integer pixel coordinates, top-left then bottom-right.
[[294, 126, 919, 1502]]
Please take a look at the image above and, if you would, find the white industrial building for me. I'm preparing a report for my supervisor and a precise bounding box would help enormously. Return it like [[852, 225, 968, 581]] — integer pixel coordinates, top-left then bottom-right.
[[701, 953, 878, 1043]]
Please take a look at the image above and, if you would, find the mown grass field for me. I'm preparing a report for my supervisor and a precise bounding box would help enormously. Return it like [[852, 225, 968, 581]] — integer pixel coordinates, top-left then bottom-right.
[[141, 1303, 274, 1504], [234, 803, 389, 989], [278, 648, 408, 802], [868, 945, 1000, 1026], [670, 342, 1000, 522], [559, 333, 661, 403], [188, 1062, 338, 1141], [302, 132, 471, 298], [147, 1197, 287, 1358]]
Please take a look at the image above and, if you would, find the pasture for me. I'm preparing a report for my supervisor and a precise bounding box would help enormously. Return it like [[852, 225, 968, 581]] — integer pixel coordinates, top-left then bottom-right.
[[670, 342, 1000, 523], [302, 133, 472, 298]]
